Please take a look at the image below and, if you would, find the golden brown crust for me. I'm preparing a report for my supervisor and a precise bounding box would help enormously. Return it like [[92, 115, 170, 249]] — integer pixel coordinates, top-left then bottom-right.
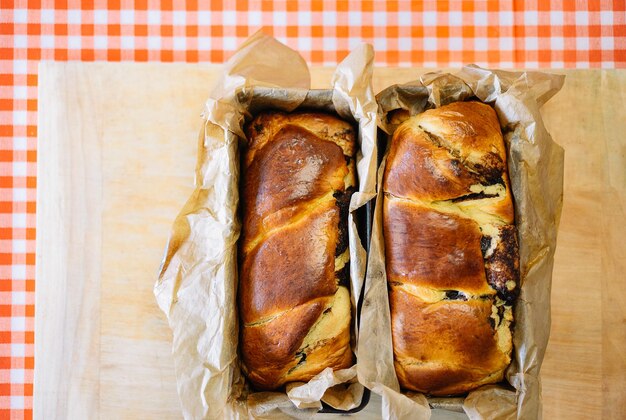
[[383, 101, 518, 396], [390, 287, 509, 395], [384, 199, 494, 296], [384, 101, 514, 223], [244, 112, 355, 168], [384, 125, 482, 203], [239, 111, 355, 391], [242, 294, 353, 390], [241, 125, 349, 250], [240, 202, 338, 324]]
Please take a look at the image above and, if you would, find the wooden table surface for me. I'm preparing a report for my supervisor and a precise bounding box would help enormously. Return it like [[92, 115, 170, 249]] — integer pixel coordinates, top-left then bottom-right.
[[34, 63, 625, 419]]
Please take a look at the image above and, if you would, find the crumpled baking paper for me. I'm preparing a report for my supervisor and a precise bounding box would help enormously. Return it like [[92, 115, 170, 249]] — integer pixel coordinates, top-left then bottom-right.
[[154, 31, 378, 419], [358, 65, 565, 420]]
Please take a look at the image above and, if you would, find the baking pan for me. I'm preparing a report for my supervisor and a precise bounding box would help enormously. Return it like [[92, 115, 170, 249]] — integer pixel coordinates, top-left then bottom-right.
[[238, 87, 372, 415]]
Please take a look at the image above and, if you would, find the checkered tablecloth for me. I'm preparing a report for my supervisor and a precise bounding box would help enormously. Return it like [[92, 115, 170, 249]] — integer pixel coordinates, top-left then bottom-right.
[[0, 0, 624, 417]]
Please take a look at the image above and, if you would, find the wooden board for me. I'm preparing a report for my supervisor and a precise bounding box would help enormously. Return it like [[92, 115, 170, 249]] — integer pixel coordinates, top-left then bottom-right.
[[34, 63, 626, 419]]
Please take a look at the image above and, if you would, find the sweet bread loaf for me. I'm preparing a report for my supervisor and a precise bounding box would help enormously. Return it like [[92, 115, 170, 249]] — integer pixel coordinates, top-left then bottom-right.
[[239, 111, 356, 390], [383, 101, 519, 396]]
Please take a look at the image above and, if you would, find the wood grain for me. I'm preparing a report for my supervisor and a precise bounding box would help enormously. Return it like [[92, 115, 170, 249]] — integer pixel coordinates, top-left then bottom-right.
[[540, 70, 626, 420], [35, 62, 103, 419], [35, 62, 220, 419], [34, 63, 625, 419]]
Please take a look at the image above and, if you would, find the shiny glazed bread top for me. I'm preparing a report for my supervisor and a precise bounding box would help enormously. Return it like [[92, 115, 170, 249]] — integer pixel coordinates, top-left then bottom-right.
[[239, 111, 355, 391], [383, 101, 520, 396]]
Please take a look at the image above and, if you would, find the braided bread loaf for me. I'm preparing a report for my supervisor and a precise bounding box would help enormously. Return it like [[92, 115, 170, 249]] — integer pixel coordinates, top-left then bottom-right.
[[239, 111, 356, 391], [383, 101, 519, 396]]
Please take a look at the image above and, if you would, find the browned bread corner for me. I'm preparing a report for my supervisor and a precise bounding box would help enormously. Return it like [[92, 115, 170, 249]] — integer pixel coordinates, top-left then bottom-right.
[[239, 111, 356, 391], [383, 101, 519, 396]]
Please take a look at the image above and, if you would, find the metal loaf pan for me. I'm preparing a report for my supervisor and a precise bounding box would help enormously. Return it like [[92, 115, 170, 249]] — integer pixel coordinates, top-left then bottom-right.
[[238, 87, 372, 415]]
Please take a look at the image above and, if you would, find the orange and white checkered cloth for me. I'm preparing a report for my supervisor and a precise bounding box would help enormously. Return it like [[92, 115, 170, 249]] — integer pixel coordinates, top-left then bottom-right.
[[0, 0, 624, 417]]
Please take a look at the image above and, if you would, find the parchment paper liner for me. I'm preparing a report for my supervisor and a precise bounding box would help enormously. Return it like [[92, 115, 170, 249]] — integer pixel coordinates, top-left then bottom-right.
[[154, 32, 378, 419], [358, 66, 565, 419]]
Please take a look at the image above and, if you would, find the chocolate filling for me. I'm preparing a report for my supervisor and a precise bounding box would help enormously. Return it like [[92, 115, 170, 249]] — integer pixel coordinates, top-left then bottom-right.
[[333, 186, 355, 257], [444, 290, 468, 301], [450, 192, 499, 203], [480, 236, 492, 255], [484, 226, 520, 303], [335, 264, 350, 288]]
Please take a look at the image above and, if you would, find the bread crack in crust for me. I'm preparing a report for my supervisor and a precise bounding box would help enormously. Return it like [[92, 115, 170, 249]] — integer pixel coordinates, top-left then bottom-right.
[[239, 111, 356, 391], [383, 101, 520, 396]]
